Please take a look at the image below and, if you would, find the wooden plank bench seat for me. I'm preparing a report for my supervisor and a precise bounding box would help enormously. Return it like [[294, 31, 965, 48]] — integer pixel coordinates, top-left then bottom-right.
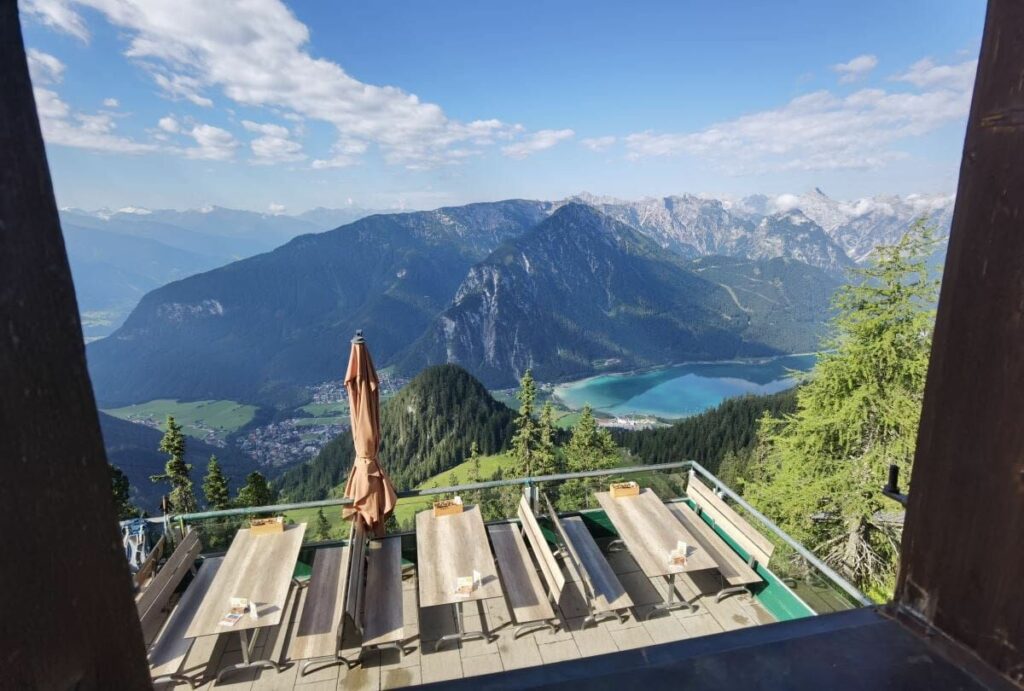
[[361, 537, 404, 648], [136, 530, 221, 688], [667, 502, 761, 601], [488, 496, 562, 638], [290, 520, 408, 676], [543, 494, 633, 627], [684, 472, 776, 601], [148, 557, 222, 687]]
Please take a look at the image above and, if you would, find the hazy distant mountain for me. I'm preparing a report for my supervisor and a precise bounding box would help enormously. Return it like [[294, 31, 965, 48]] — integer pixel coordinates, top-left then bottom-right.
[[401, 204, 838, 387], [61, 205, 380, 339], [87, 201, 552, 406]]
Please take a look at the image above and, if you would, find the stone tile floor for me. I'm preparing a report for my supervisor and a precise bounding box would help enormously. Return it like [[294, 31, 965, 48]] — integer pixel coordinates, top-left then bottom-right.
[[160, 541, 775, 690]]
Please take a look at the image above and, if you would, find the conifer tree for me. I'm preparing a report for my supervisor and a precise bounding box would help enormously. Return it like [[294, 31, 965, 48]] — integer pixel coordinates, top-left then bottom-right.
[[746, 221, 939, 600], [201, 456, 232, 510], [559, 405, 619, 510], [511, 370, 539, 477], [315, 508, 332, 541], [536, 401, 558, 477], [110, 464, 141, 519], [235, 471, 276, 508], [150, 416, 197, 514]]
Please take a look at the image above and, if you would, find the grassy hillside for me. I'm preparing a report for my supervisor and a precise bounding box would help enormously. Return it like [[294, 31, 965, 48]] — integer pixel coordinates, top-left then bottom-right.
[[103, 398, 257, 443]]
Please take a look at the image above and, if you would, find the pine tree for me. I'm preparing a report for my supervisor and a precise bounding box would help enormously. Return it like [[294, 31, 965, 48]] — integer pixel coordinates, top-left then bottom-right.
[[150, 416, 197, 514], [745, 221, 939, 601], [511, 370, 539, 477], [536, 401, 558, 477], [235, 471, 276, 508], [202, 456, 232, 510], [110, 464, 141, 519], [315, 508, 332, 541], [466, 441, 482, 486], [559, 405, 620, 510]]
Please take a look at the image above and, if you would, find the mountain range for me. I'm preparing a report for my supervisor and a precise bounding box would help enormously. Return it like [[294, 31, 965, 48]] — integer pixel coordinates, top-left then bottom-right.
[[84, 189, 952, 406], [62, 205, 379, 340]]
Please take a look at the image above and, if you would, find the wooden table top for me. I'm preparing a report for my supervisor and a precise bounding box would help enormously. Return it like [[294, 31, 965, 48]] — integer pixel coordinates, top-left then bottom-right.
[[596, 490, 717, 577], [185, 523, 306, 638], [415, 505, 502, 608]]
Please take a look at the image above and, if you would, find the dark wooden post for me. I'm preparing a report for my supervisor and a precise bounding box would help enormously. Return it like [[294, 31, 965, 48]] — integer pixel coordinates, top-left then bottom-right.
[[896, 0, 1024, 684], [0, 3, 151, 687]]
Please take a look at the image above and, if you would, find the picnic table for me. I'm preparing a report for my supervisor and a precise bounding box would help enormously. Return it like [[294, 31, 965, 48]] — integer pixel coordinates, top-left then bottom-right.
[[416, 505, 503, 650], [185, 523, 306, 682], [596, 489, 717, 617]]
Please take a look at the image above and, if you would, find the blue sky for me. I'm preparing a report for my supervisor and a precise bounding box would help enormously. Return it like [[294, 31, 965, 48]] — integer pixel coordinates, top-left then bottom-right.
[[21, 0, 985, 213]]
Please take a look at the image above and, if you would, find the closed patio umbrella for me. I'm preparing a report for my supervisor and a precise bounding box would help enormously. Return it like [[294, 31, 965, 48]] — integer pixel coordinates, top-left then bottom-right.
[[341, 331, 398, 536]]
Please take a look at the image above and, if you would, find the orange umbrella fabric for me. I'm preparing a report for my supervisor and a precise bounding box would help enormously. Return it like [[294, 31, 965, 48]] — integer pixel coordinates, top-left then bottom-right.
[[341, 332, 397, 536]]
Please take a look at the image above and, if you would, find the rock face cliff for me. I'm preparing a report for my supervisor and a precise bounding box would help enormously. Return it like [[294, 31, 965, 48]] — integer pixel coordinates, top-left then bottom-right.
[[402, 204, 839, 387]]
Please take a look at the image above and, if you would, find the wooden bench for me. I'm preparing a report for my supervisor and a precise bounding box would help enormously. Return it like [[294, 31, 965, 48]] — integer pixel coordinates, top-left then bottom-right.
[[542, 494, 633, 627], [486, 495, 563, 638], [684, 472, 776, 601], [136, 530, 221, 687], [290, 520, 406, 676], [133, 533, 166, 593]]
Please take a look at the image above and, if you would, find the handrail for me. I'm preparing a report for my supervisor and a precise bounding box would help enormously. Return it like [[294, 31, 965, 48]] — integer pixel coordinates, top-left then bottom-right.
[[688, 462, 872, 607], [170, 460, 692, 522]]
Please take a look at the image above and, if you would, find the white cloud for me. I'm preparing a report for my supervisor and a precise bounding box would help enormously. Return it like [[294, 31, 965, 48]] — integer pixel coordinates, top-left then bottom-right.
[[183, 123, 237, 160], [21, 0, 89, 42], [33, 86, 157, 153], [267, 202, 286, 214], [581, 136, 616, 152], [242, 120, 289, 138], [241, 120, 304, 163], [312, 139, 368, 169], [153, 72, 213, 107], [832, 54, 878, 83], [157, 115, 180, 133], [27, 49, 66, 85], [502, 129, 575, 159], [893, 58, 977, 91], [103, 97, 120, 108], [45, 0, 540, 169], [624, 57, 973, 174]]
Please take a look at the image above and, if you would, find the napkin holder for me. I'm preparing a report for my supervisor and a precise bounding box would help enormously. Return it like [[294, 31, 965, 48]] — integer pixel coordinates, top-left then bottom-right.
[[610, 481, 640, 498], [434, 496, 464, 517], [250, 516, 284, 535]]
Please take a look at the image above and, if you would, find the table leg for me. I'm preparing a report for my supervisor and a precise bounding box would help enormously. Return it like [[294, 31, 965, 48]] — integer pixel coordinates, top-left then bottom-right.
[[215, 627, 287, 683], [645, 573, 696, 620], [434, 600, 495, 651]]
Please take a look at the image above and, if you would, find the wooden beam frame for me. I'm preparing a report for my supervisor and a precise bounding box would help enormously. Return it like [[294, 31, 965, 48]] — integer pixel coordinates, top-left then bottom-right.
[[0, 4, 151, 686], [896, 0, 1024, 684]]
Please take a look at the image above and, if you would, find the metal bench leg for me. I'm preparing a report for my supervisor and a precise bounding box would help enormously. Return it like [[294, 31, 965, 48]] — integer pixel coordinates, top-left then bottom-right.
[[300, 652, 356, 677], [715, 585, 753, 603], [152, 672, 201, 688], [513, 618, 560, 639]]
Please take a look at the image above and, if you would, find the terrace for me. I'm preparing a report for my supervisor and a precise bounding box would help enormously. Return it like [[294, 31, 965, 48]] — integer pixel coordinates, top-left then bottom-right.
[[131, 462, 868, 690]]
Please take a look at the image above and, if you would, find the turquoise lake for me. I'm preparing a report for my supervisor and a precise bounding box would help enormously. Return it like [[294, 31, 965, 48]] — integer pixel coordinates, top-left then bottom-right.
[[553, 354, 817, 419]]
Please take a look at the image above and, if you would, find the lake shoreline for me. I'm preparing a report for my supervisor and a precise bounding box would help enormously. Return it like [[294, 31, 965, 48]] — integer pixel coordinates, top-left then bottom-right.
[[550, 352, 818, 420]]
